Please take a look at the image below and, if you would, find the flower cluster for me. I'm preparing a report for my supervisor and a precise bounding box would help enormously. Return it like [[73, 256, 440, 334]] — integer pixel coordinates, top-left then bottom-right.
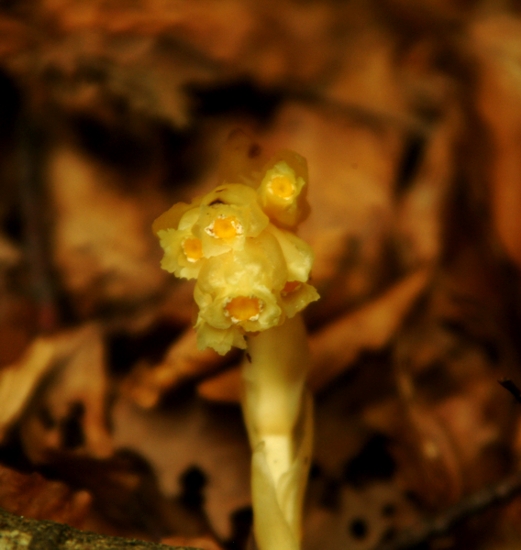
[[154, 151, 319, 354]]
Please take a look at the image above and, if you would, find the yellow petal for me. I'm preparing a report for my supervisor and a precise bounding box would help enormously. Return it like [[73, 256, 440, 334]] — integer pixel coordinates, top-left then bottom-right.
[[279, 283, 319, 318], [265, 225, 315, 283], [195, 319, 247, 355], [152, 199, 200, 234]]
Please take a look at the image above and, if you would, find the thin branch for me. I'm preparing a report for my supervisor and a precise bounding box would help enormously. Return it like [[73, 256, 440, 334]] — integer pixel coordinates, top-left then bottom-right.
[[374, 470, 521, 550], [17, 115, 59, 333], [498, 378, 521, 404]]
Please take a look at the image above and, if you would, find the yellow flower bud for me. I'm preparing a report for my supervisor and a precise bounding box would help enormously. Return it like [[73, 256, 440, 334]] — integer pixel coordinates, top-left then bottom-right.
[[257, 151, 310, 228]]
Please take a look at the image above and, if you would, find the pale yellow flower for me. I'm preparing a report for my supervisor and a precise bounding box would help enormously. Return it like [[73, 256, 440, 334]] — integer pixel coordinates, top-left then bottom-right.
[[193, 233, 288, 353], [194, 184, 269, 257], [154, 149, 319, 354], [156, 207, 203, 279], [154, 183, 269, 279]]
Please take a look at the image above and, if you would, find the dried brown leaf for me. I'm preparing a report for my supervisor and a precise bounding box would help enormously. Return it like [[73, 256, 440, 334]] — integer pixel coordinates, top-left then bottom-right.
[[197, 366, 242, 404], [305, 483, 417, 550], [48, 145, 167, 318], [18, 324, 113, 464], [0, 324, 112, 463], [0, 462, 92, 527], [472, 16, 521, 269], [112, 395, 251, 539], [308, 267, 431, 391], [122, 327, 231, 408], [396, 106, 460, 268], [0, 336, 63, 441]]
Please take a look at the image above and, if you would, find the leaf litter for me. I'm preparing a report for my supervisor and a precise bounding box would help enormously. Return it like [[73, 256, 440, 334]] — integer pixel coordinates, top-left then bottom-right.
[[1, 1, 521, 549]]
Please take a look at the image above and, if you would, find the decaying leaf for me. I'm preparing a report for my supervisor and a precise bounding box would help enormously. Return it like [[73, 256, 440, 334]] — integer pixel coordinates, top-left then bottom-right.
[[48, 145, 168, 318], [304, 483, 417, 550], [0, 462, 91, 527], [472, 16, 521, 270], [112, 394, 251, 539], [0, 324, 112, 464], [121, 327, 232, 409], [309, 267, 431, 391]]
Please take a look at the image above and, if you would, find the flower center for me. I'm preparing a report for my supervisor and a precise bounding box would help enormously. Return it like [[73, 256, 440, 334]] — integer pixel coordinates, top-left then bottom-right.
[[182, 237, 203, 262], [268, 176, 295, 199], [281, 280, 302, 296], [206, 215, 243, 239], [225, 296, 263, 323]]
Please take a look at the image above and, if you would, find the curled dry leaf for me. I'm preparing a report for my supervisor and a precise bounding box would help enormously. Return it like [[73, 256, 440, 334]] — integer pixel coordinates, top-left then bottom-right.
[[309, 267, 431, 392], [397, 397, 465, 509], [0, 324, 112, 464], [430, 377, 512, 492], [112, 394, 251, 539], [121, 327, 231, 409], [19, 324, 113, 464], [364, 381, 465, 511], [381, 252, 519, 510], [395, 105, 460, 268], [388, 368, 514, 511], [197, 366, 242, 403]]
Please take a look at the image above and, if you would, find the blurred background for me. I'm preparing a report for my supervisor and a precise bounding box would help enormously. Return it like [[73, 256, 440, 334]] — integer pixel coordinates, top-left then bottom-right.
[[2, 1, 521, 549]]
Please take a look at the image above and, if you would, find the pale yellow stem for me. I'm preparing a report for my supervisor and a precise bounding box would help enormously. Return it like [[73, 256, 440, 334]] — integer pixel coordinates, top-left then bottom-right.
[[241, 314, 313, 550]]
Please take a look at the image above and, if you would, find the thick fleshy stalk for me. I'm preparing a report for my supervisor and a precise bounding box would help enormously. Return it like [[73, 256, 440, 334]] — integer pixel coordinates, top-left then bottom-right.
[[241, 314, 313, 550]]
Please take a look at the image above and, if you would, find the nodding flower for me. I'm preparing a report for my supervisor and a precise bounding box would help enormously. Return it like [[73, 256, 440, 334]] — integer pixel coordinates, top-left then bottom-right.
[[154, 149, 319, 355]]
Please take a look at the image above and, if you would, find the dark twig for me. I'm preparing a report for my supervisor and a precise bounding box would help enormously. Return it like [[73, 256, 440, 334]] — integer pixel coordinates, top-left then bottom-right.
[[17, 114, 59, 332], [498, 378, 521, 404], [374, 470, 521, 550]]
